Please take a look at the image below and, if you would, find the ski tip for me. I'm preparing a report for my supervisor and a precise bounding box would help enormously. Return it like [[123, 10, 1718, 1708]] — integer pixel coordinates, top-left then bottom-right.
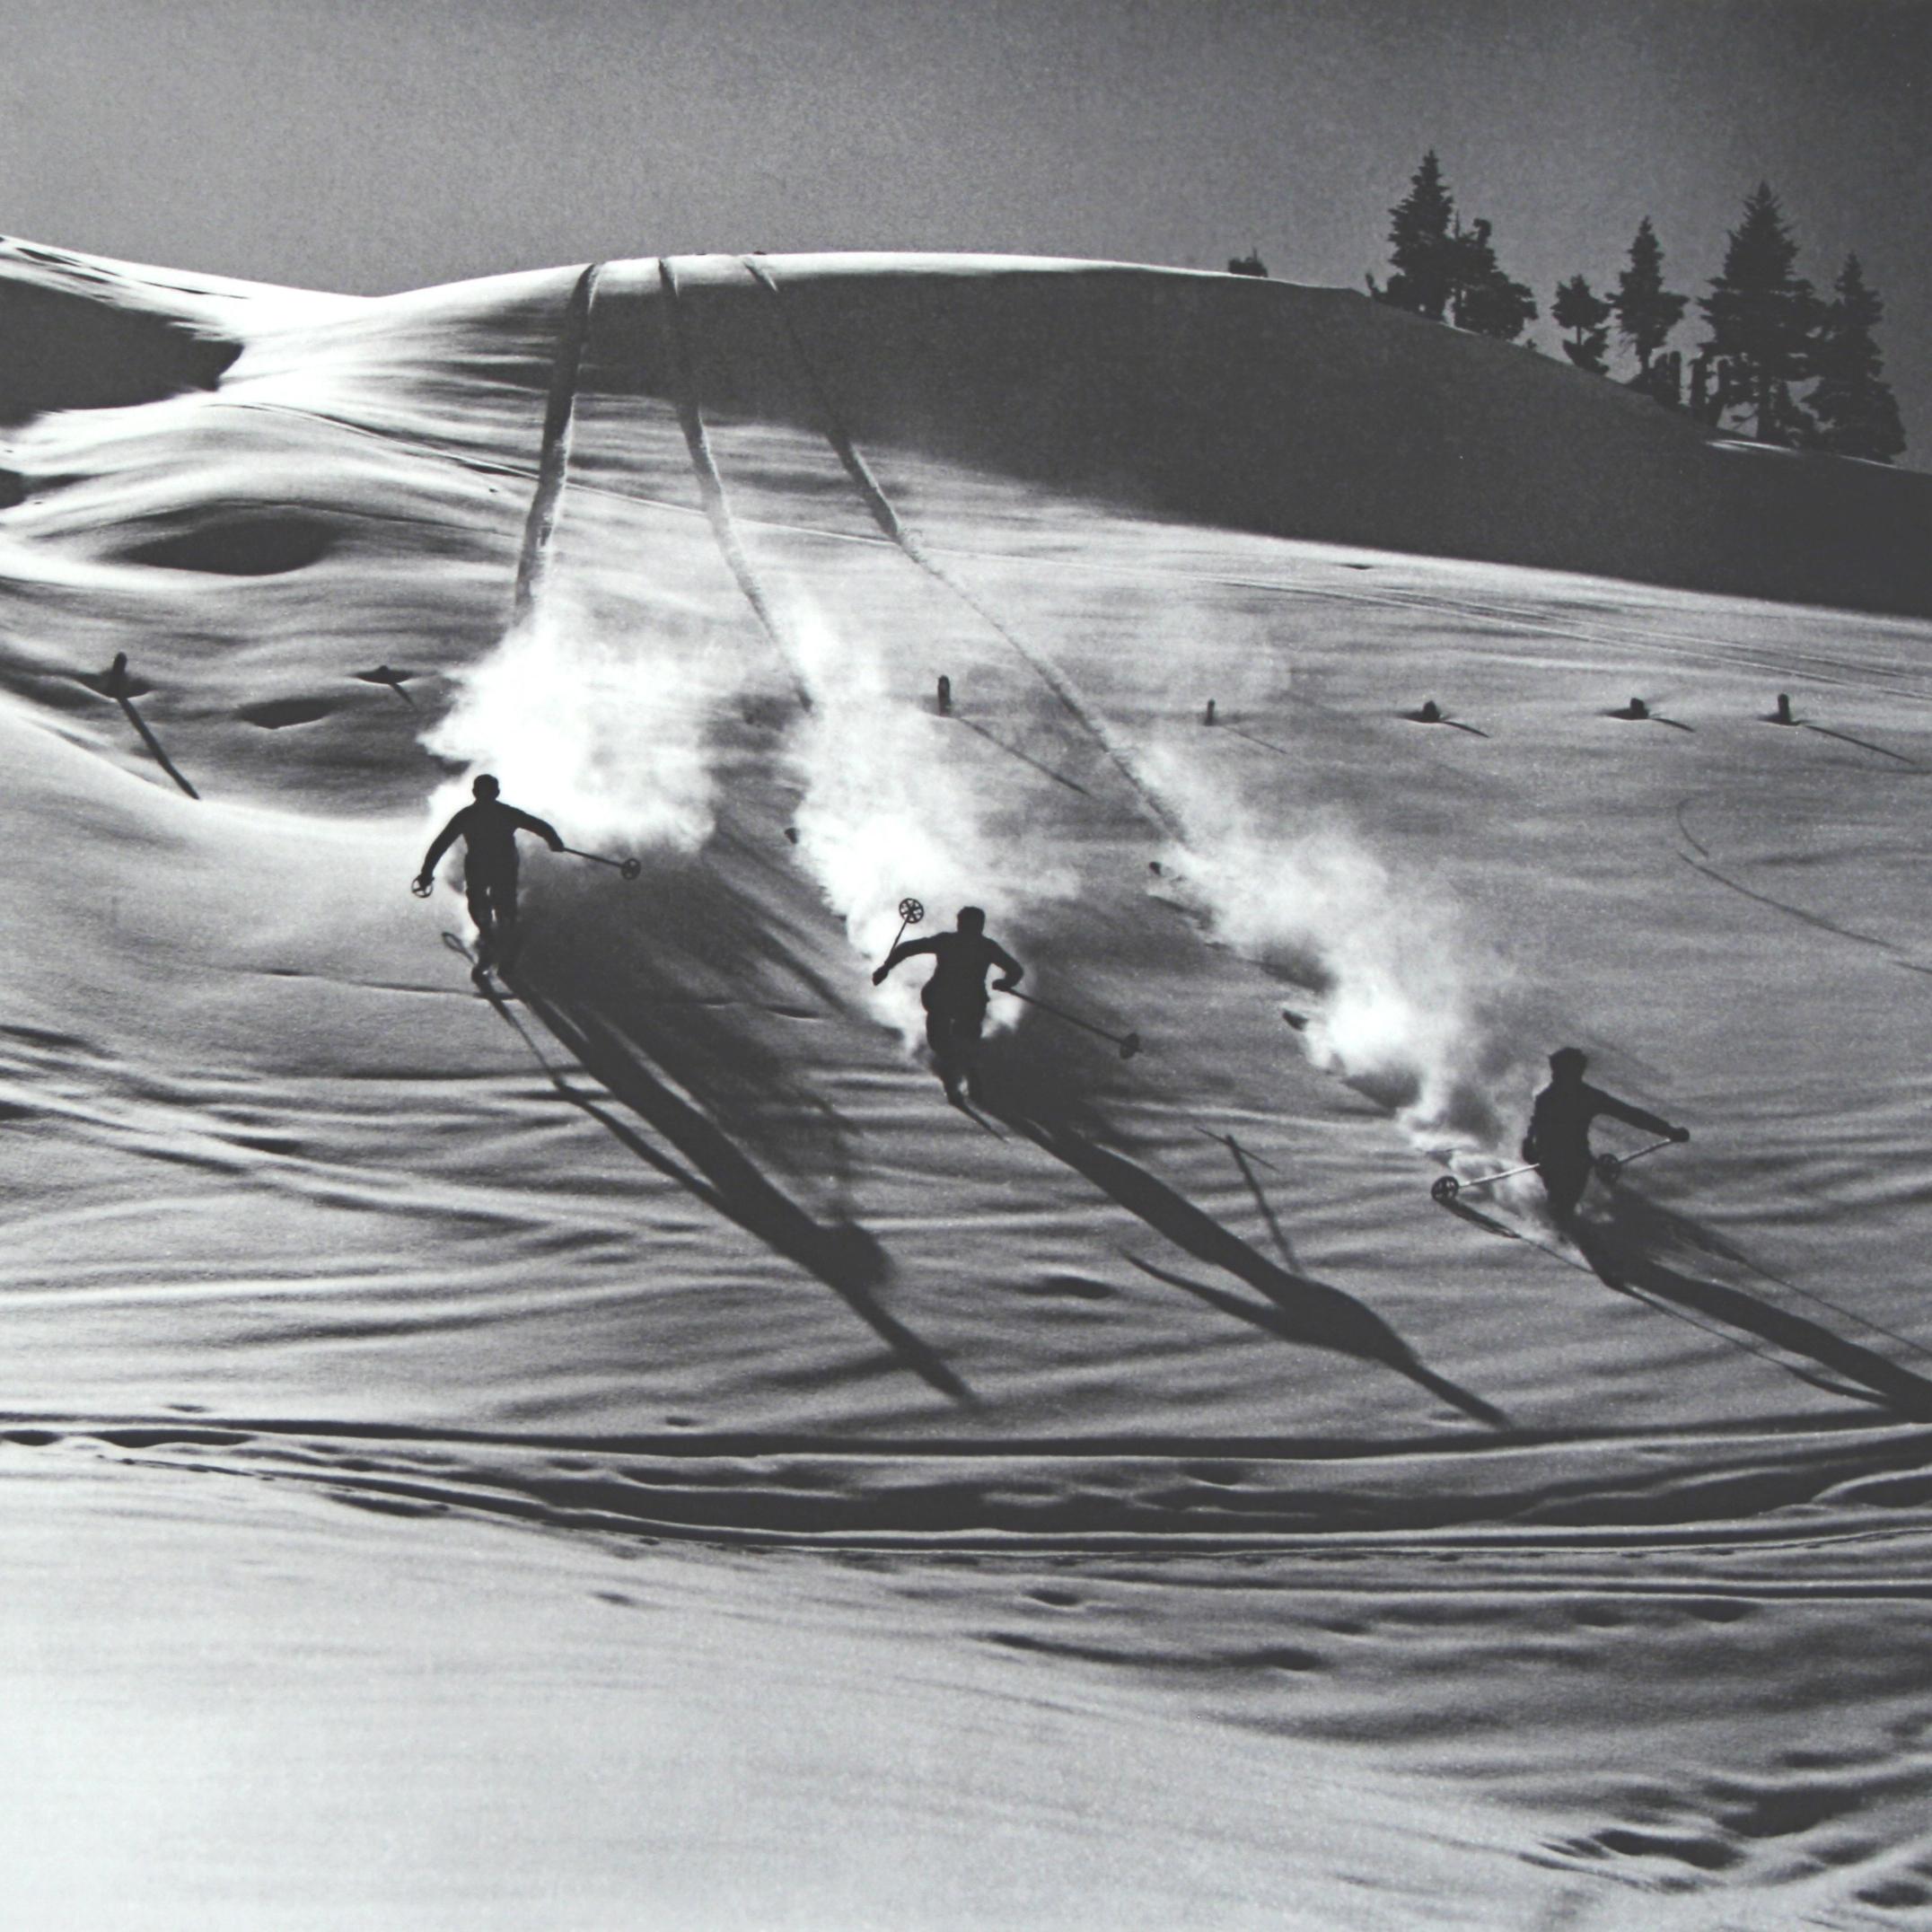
[[1282, 1008, 1309, 1032]]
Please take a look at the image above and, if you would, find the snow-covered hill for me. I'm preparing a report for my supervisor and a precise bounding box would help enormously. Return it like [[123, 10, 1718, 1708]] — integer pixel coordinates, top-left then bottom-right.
[[4, 240, 1930, 1928]]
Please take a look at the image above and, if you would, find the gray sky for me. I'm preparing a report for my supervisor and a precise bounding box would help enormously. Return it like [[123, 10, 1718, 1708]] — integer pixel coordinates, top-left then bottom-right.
[[5, 0, 1928, 461]]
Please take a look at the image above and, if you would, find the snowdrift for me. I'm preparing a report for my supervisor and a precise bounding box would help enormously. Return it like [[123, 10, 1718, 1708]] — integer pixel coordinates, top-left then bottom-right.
[[3, 238, 1931, 1928]]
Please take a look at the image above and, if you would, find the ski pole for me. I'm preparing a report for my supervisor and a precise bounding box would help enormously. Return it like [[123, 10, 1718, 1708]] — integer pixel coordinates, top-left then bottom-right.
[[880, 897, 924, 965], [1431, 1161, 1540, 1204], [562, 846, 642, 881], [1594, 1137, 1678, 1185], [1005, 988, 1143, 1060]]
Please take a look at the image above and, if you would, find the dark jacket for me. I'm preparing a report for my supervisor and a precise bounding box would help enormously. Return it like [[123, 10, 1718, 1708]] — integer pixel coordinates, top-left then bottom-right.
[[420, 800, 562, 878], [1524, 1079, 1673, 1172], [885, 931, 1022, 1014]]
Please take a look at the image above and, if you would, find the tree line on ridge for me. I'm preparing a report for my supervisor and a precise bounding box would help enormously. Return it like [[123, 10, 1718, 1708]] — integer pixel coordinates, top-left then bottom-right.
[[1235, 152, 1903, 462]]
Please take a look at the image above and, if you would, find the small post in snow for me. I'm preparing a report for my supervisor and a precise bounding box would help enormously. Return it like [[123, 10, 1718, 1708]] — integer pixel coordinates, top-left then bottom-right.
[[92, 653, 199, 799]]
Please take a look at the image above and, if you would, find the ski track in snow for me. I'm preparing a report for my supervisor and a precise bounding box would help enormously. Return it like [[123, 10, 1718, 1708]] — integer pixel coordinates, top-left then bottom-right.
[[739, 253, 1187, 841], [655, 257, 813, 708], [509, 260, 598, 623], [18, 1400, 1932, 1559]]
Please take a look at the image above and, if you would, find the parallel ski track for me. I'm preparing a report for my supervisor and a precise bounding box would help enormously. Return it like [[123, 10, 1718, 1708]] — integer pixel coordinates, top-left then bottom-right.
[[655, 257, 813, 709], [13, 1404, 1922, 1463], [737, 255, 1185, 839], [510, 260, 599, 624], [16, 1411, 1932, 1572]]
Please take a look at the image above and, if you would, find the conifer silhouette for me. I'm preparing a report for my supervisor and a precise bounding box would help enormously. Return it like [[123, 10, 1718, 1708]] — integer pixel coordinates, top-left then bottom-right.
[[1808, 255, 1905, 462], [1367, 154, 1535, 342], [1699, 183, 1819, 445], [1610, 217, 1688, 402], [1448, 219, 1538, 341], [1552, 274, 1612, 373], [1367, 150, 1456, 321]]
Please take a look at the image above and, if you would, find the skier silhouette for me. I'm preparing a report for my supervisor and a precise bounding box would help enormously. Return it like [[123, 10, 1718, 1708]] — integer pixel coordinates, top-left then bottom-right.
[[415, 775, 563, 970], [873, 906, 1023, 1104], [1524, 1047, 1689, 1225]]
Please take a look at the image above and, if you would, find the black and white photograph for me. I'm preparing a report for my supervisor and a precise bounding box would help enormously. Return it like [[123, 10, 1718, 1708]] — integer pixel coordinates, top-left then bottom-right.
[[3, 1, 1928, 1924]]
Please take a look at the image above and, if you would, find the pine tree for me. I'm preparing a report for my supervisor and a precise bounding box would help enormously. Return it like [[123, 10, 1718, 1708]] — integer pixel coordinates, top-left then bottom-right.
[[1609, 217, 1688, 401], [1699, 183, 1819, 445], [1365, 153, 1534, 340], [1447, 218, 1538, 341], [1552, 274, 1611, 373], [1367, 151, 1456, 320], [1808, 255, 1905, 462]]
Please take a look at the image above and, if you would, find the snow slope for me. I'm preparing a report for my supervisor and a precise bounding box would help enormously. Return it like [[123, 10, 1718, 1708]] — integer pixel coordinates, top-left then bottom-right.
[[3, 239, 1931, 1928]]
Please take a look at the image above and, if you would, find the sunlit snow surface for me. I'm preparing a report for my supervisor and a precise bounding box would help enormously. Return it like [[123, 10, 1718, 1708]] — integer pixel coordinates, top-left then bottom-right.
[[3, 242, 1931, 1928]]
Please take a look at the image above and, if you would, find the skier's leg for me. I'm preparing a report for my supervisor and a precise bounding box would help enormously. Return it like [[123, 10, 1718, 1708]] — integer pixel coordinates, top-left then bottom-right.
[[926, 1007, 963, 1101], [489, 873, 521, 968], [1540, 1160, 1589, 1228], [465, 872, 496, 965], [960, 1001, 989, 1102]]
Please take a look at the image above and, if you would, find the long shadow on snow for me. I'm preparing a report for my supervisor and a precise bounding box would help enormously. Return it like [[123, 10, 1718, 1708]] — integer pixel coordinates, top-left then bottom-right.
[[506, 978, 971, 1407], [520, 832, 855, 1189], [980, 1041, 1506, 1429], [1576, 1193, 1932, 1421], [493, 844, 972, 1404]]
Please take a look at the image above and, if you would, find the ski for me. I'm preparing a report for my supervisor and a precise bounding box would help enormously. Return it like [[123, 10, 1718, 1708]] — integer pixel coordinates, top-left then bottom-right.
[[442, 930, 518, 1000]]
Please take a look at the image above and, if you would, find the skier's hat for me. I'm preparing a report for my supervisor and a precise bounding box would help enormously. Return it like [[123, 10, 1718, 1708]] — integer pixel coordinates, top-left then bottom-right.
[[1550, 1046, 1588, 1076], [957, 906, 986, 931]]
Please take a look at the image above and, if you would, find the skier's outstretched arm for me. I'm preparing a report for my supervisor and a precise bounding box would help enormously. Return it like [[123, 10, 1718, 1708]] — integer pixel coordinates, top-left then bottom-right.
[[510, 808, 565, 851], [1597, 1089, 1688, 1142], [988, 942, 1023, 991], [417, 809, 468, 884], [873, 935, 940, 986]]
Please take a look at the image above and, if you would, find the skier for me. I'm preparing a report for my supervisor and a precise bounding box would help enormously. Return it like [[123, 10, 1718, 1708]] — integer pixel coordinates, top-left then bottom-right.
[[414, 774, 564, 971], [873, 906, 1023, 1105], [1523, 1047, 1689, 1225]]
